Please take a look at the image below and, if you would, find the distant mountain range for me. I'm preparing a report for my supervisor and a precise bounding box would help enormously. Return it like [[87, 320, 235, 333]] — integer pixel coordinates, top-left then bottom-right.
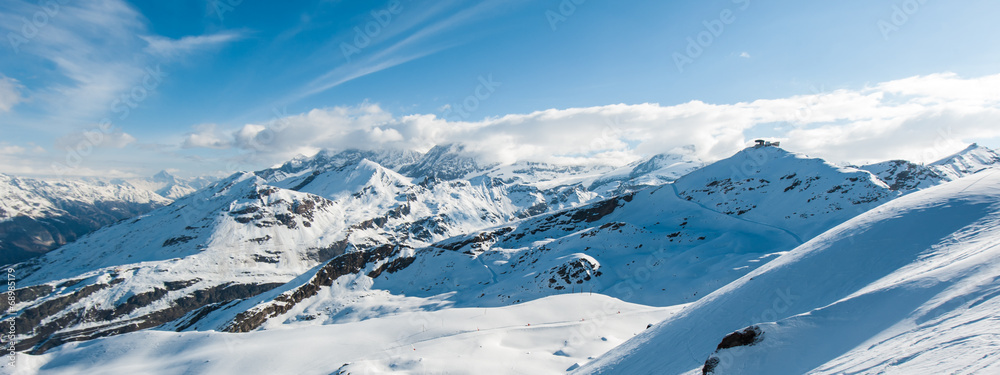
[[0, 171, 215, 265], [1, 143, 999, 374]]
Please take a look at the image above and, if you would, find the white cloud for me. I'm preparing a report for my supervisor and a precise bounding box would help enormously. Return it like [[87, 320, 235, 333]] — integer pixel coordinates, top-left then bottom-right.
[[141, 32, 243, 59], [185, 72, 1000, 167], [0, 144, 26, 155], [55, 129, 137, 150], [182, 124, 232, 149], [0, 76, 24, 112], [739, 52, 751, 58]]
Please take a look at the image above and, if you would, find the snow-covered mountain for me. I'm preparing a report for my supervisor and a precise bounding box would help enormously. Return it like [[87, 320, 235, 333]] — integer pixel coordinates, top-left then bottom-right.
[[0, 146, 703, 355], [399, 143, 495, 181], [199, 147, 896, 339], [0, 145, 900, 366], [860, 143, 1000, 193], [0, 171, 218, 265], [578, 170, 1000, 374], [860, 160, 943, 191], [0, 174, 172, 265], [928, 143, 1000, 180], [125, 170, 218, 200], [588, 150, 704, 195], [5, 143, 1000, 375]]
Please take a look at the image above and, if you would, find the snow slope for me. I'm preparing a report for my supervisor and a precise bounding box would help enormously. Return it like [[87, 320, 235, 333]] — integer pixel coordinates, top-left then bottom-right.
[[588, 151, 704, 195], [578, 171, 1000, 374], [3, 294, 679, 375], [860, 160, 944, 191]]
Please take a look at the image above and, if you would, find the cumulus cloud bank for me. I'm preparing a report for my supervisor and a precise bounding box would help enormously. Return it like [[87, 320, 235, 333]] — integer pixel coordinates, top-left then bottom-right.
[[187, 72, 1000, 167]]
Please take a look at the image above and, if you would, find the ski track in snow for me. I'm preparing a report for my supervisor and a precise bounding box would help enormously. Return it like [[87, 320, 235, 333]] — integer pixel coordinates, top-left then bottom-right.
[[669, 182, 805, 244]]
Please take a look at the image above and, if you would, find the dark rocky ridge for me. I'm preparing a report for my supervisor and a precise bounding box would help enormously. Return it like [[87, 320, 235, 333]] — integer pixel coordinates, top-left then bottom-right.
[[10, 280, 282, 354], [224, 244, 412, 333]]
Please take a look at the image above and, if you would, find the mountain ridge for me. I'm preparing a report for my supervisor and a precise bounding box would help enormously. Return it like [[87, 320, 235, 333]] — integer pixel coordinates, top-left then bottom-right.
[[3, 143, 1000, 372]]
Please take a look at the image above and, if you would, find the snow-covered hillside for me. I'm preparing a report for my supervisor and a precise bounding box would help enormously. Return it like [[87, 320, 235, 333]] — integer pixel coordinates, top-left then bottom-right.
[[5, 294, 680, 375], [578, 171, 1000, 374], [0, 145, 868, 356], [588, 150, 704, 195]]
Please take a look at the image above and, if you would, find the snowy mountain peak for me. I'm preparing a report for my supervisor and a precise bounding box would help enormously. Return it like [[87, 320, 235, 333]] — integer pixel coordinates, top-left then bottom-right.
[[860, 160, 944, 191], [588, 150, 704, 195], [399, 143, 497, 180], [929, 143, 1000, 180], [860, 143, 1000, 193], [0, 174, 173, 264], [151, 170, 177, 183], [258, 148, 422, 184], [675, 146, 898, 239]]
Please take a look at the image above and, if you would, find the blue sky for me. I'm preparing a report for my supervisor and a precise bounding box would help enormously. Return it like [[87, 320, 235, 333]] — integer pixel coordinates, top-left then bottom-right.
[[1, 0, 999, 177]]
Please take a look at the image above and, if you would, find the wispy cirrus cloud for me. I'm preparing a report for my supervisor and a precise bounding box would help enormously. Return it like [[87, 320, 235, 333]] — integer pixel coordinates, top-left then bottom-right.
[[0, 0, 243, 131], [0, 0, 245, 177], [0, 0, 147, 126], [141, 31, 244, 60], [288, 0, 524, 104]]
